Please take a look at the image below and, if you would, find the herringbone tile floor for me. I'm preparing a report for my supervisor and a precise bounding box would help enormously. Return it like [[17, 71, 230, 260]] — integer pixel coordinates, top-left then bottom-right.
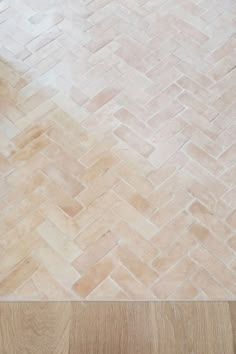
[[0, 0, 235, 301]]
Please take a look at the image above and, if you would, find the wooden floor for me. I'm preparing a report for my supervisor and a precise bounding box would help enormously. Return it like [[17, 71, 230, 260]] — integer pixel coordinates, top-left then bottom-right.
[[0, 302, 235, 353]]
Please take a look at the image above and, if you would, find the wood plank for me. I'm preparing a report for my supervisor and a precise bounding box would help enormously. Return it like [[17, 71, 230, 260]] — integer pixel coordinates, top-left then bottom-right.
[[0, 303, 70, 354], [230, 302, 236, 354], [0, 302, 234, 353], [70, 302, 234, 354]]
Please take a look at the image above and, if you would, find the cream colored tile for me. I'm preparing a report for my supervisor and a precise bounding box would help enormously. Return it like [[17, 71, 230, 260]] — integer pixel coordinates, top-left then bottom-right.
[[0, 0, 235, 301]]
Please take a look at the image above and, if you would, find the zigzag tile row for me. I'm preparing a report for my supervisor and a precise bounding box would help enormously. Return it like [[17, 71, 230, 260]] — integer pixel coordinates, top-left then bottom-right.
[[0, 0, 235, 300]]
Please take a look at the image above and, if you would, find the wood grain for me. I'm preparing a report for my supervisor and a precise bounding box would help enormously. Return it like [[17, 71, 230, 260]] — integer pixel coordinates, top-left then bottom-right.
[[230, 302, 236, 354], [0, 302, 235, 354], [0, 303, 70, 354]]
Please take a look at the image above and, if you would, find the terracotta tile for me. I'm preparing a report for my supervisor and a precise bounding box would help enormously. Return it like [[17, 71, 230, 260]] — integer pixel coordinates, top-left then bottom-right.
[[80, 152, 119, 184], [72, 231, 117, 274], [190, 223, 235, 263], [11, 134, 50, 162], [87, 28, 117, 53], [147, 100, 184, 130], [152, 115, 187, 143], [221, 165, 236, 187], [72, 255, 115, 297], [190, 246, 236, 293], [114, 161, 154, 197], [34, 241, 79, 289], [74, 190, 120, 231], [50, 110, 96, 152], [113, 222, 158, 263], [32, 267, 73, 300], [113, 244, 157, 286], [46, 124, 84, 159], [3, 211, 43, 247], [146, 55, 180, 82], [170, 280, 199, 300], [185, 142, 223, 175], [189, 201, 232, 240], [149, 172, 183, 208], [79, 134, 118, 167], [44, 142, 85, 177], [0, 197, 42, 236], [178, 91, 217, 121], [114, 108, 152, 139], [6, 154, 48, 186], [0, 257, 39, 296], [37, 220, 81, 262], [43, 163, 84, 197], [87, 278, 127, 299], [14, 279, 46, 301], [111, 266, 156, 300], [152, 257, 197, 299], [0, 0, 235, 301], [13, 120, 51, 149], [4, 171, 48, 205], [0, 231, 43, 275], [191, 269, 233, 299], [151, 189, 192, 227], [184, 160, 227, 198], [86, 88, 119, 113], [148, 151, 187, 186], [149, 133, 188, 167], [180, 109, 220, 140], [213, 88, 236, 113], [115, 45, 148, 73], [147, 84, 182, 114], [174, 18, 209, 43], [219, 143, 236, 168], [177, 76, 210, 103], [45, 183, 83, 217], [210, 56, 236, 81], [227, 210, 236, 229], [70, 85, 89, 106], [114, 180, 154, 216], [228, 235, 236, 252], [39, 201, 80, 240], [152, 231, 196, 276], [78, 170, 118, 207], [75, 210, 119, 250], [0, 153, 12, 175], [114, 125, 154, 158], [112, 200, 156, 240], [152, 211, 193, 251]]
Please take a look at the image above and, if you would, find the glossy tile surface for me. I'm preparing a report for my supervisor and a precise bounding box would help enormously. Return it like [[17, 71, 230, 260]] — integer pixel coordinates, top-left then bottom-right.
[[0, 0, 236, 300]]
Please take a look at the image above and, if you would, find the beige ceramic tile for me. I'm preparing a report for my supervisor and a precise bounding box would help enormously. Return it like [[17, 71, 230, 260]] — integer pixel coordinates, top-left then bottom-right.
[[0, 0, 235, 300]]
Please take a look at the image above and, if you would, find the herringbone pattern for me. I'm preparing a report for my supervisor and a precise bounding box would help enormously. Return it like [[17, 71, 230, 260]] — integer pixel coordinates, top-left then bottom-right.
[[0, 0, 235, 300]]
